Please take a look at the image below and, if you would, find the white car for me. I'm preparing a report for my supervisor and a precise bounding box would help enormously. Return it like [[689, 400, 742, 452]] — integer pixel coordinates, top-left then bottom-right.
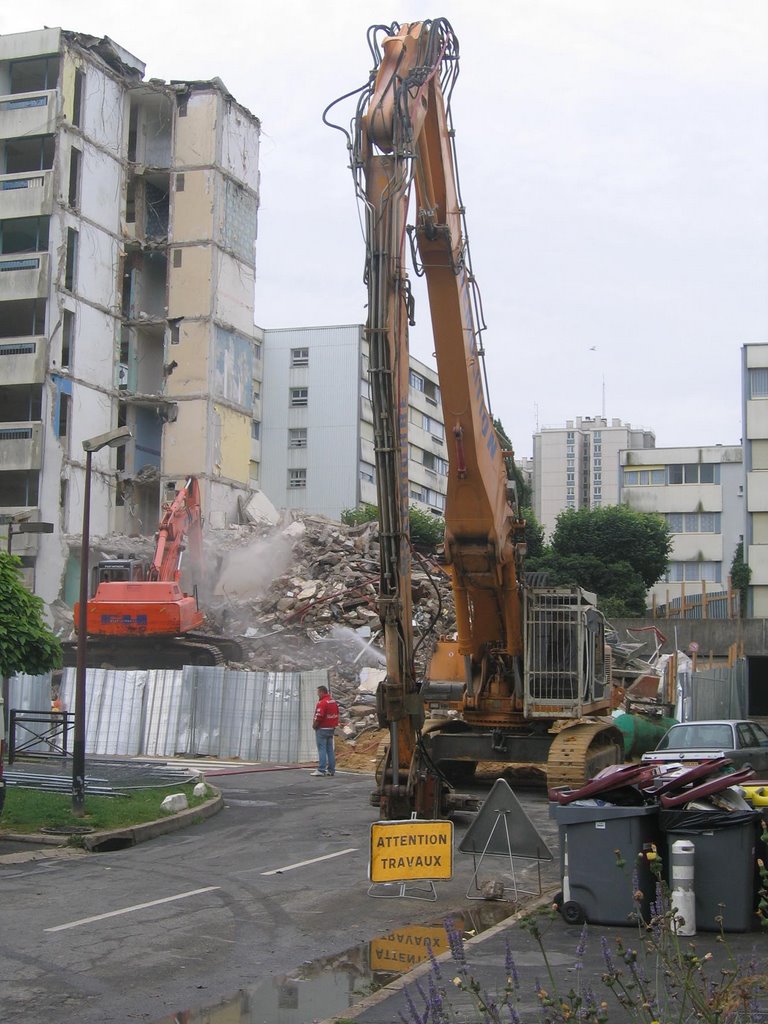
[[642, 719, 768, 773]]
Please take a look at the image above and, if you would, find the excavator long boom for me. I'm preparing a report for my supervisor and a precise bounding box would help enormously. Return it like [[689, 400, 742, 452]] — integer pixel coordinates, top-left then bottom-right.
[[327, 20, 621, 816], [149, 476, 203, 583]]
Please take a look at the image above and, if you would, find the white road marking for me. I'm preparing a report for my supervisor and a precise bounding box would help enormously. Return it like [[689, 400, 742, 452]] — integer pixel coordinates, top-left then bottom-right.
[[261, 849, 358, 875], [44, 886, 220, 932]]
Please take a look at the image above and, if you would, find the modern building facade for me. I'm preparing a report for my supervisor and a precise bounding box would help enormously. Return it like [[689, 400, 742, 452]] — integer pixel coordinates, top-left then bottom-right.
[[619, 445, 743, 610], [260, 325, 448, 520], [533, 415, 655, 537], [742, 343, 768, 617], [0, 28, 260, 604]]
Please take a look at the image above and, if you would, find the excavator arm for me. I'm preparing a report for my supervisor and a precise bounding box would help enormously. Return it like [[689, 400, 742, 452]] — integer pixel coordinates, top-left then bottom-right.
[[148, 476, 203, 583], [328, 20, 621, 816]]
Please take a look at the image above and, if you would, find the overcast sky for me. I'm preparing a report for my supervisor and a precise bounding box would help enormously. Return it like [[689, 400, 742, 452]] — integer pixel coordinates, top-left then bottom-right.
[[3, 1, 767, 458]]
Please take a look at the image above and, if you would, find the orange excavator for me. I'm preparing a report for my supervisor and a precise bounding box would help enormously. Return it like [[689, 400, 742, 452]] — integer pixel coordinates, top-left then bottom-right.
[[68, 477, 241, 669], [326, 20, 623, 819]]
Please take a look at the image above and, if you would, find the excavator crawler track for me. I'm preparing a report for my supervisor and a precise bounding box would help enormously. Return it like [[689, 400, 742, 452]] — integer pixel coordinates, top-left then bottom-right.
[[546, 720, 624, 790]]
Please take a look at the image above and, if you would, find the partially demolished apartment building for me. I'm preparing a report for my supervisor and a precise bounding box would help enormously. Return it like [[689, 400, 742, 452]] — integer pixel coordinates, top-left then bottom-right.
[[0, 27, 449, 610], [0, 28, 262, 604]]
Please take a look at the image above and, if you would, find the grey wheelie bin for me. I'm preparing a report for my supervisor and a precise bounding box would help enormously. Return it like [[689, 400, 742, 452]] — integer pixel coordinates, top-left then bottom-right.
[[550, 802, 661, 925], [659, 808, 760, 932]]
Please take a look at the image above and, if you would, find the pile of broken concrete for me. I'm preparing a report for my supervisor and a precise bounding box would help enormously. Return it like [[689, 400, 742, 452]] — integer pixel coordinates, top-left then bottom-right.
[[204, 512, 456, 742]]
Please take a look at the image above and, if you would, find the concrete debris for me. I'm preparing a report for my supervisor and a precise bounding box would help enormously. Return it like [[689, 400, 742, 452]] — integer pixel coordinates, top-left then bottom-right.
[[160, 793, 189, 814], [201, 512, 456, 743]]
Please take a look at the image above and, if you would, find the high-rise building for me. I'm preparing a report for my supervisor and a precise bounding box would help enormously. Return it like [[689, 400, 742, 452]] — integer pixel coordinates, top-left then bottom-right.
[[0, 28, 260, 604], [619, 444, 743, 611], [260, 325, 447, 520], [742, 343, 768, 616], [533, 415, 655, 537]]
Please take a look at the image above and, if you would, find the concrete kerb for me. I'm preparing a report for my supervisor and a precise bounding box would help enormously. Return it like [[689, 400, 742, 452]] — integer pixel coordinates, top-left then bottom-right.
[[0, 786, 223, 859], [315, 886, 560, 1024]]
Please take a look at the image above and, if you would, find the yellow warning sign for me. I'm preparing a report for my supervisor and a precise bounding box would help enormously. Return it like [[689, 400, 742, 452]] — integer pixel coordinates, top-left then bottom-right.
[[369, 819, 454, 882], [369, 923, 455, 973]]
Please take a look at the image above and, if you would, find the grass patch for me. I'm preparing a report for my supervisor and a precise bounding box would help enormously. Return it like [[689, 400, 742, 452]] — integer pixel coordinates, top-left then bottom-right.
[[0, 781, 213, 835]]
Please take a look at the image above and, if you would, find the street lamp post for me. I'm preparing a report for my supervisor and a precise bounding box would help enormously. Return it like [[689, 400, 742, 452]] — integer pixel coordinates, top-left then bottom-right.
[[73, 426, 132, 817]]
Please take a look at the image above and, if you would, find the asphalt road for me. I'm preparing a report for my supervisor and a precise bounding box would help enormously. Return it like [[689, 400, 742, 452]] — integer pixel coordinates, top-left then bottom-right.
[[0, 766, 559, 1024]]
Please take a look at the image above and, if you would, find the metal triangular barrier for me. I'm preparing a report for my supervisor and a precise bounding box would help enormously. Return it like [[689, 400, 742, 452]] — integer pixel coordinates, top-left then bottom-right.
[[459, 779, 553, 902]]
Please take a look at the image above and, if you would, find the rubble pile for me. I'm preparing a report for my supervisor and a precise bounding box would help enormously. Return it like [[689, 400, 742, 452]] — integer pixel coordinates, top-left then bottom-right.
[[203, 513, 456, 739]]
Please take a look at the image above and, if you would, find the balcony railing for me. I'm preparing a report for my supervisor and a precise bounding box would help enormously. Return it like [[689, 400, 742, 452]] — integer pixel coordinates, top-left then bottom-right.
[[0, 170, 53, 219], [0, 251, 49, 301], [0, 420, 43, 471], [0, 336, 47, 386], [0, 89, 57, 140]]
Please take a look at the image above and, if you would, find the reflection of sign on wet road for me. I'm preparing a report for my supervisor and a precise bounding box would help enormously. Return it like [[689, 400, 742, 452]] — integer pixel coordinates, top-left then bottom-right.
[[369, 820, 454, 882], [369, 922, 456, 973]]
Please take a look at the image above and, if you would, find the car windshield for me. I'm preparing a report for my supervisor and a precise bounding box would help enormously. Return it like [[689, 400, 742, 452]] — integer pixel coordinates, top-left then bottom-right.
[[658, 724, 733, 750]]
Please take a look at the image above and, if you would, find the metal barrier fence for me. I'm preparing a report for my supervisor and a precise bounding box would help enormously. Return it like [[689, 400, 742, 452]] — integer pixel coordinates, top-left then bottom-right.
[[678, 660, 747, 721], [8, 711, 73, 763]]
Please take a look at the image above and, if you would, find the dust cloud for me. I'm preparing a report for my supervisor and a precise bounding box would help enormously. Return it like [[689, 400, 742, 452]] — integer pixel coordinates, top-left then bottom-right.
[[214, 531, 294, 599]]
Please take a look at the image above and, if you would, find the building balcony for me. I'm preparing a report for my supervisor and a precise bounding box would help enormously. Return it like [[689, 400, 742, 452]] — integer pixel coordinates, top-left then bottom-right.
[[0, 336, 47, 385], [0, 169, 53, 219], [0, 421, 43, 471], [0, 251, 49, 301], [0, 90, 58, 141]]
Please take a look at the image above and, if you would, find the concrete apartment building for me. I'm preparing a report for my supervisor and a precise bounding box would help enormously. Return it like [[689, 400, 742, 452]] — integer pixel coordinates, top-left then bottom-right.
[[0, 28, 260, 604], [260, 325, 447, 520], [533, 415, 655, 537], [619, 444, 743, 610], [742, 343, 768, 617]]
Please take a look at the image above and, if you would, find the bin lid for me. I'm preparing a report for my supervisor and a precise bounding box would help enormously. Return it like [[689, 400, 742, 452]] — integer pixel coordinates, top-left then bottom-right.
[[550, 802, 659, 824]]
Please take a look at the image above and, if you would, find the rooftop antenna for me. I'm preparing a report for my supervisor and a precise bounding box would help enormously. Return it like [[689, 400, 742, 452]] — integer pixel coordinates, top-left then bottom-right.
[[601, 375, 606, 421]]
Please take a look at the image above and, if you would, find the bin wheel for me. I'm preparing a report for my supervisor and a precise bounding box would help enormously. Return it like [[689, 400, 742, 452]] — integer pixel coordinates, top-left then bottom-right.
[[560, 900, 585, 925]]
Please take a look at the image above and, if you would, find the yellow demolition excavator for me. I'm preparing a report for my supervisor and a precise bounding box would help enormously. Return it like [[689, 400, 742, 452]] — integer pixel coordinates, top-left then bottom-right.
[[325, 19, 623, 819]]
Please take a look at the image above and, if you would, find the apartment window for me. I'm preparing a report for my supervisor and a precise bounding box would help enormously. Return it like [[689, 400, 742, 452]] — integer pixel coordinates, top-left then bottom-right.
[[64, 228, 78, 291], [291, 347, 309, 367], [667, 463, 720, 485], [57, 393, 70, 438], [360, 462, 375, 483], [360, 377, 371, 401], [175, 173, 185, 192], [423, 379, 440, 405], [60, 478, 68, 514], [72, 69, 84, 127], [749, 368, 768, 398], [253, 341, 262, 360], [623, 468, 665, 486], [0, 216, 49, 253], [288, 468, 307, 489], [68, 148, 82, 208], [666, 512, 721, 534], [410, 486, 424, 502], [421, 413, 444, 440], [173, 249, 182, 268], [249, 459, 260, 483], [61, 310, 74, 368], [10, 56, 59, 93], [666, 561, 722, 583], [409, 370, 424, 392], [425, 488, 446, 511], [251, 420, 261, 440], [289, 428, 307, 448], [290, 387, 308, 407]]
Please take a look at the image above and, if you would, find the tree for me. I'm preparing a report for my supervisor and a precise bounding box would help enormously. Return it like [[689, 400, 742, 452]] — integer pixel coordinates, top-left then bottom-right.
[[493, 417, 531, 508], [340, 503, 444, 551], [551, 505, 672, 590], [521, 506, 545, 559], [0, 553, 62, 677], [730, 541, 751, 618], [526, 550, 648, 616]]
